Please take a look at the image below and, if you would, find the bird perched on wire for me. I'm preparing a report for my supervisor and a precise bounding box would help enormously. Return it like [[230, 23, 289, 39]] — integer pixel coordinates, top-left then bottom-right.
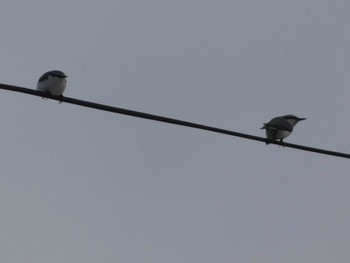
[[36, 70, 67, 102], [261, 115, 306, 145]]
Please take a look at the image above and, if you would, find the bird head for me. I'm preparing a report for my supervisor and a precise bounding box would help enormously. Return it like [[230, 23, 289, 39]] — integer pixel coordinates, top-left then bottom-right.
[[283, 115, 306, 126]]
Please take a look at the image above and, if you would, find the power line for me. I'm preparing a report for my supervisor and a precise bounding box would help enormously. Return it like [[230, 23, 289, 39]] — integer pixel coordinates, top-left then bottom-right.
[[0, 82, 349, 159]]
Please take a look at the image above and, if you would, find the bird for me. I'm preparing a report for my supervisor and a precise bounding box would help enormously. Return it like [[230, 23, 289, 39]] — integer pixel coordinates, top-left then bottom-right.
[[261, 115, 306, 145], [36, 70, 67, 101]]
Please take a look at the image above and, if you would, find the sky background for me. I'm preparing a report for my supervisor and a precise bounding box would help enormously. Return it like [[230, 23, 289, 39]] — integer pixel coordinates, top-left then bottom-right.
[[0, 0, 350, 262]]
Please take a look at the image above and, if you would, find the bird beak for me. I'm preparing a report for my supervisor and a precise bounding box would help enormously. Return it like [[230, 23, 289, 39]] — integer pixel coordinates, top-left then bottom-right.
[[298, 118, 306, 121]]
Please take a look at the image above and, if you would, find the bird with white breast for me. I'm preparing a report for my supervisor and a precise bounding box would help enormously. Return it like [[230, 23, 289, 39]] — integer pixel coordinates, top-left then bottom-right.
[[261, 115, 306, 145], [36, 70, 67, 101]]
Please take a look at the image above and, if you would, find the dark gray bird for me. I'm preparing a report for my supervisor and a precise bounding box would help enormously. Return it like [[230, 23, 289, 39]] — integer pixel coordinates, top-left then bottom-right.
[[36, 70, 67, 100], [261, 115, 306, 144]]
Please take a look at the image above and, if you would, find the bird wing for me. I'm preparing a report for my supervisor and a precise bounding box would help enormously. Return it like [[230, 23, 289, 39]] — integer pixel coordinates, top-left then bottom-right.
[[38, 72, 51, 82], [261, 117, 293, 131]]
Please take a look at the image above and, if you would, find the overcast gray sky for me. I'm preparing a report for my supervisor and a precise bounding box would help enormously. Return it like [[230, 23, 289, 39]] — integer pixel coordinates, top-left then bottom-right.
[[0, 0, 350, 262]]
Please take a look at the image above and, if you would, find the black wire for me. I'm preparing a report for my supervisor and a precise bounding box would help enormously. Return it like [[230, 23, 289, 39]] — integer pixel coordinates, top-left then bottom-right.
[[0, 83, 349, 159]]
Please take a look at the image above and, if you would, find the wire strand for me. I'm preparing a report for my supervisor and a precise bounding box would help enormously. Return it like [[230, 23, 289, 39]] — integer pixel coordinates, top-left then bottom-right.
[[0, 83, 349, 159]]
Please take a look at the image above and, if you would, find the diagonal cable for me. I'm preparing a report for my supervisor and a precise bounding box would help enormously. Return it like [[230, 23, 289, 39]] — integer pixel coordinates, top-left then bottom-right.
[[0, 83, 349, 159]]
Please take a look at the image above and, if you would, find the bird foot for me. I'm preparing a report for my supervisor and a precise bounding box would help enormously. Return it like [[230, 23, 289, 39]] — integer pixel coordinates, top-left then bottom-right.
[[40, 91, 50, 100], [278, 140, 286, 147], [58, 95, 64, 104]]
